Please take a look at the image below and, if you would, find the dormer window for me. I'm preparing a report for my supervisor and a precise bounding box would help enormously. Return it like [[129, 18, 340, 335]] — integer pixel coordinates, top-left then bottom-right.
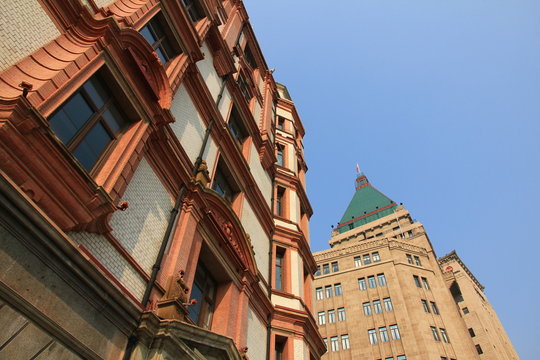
[[182, 0, 205, 23], [139, 13, 181, 65]]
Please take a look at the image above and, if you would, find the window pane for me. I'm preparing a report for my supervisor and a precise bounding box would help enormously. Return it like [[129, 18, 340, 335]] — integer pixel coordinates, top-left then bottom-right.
[[102, 104, 128, 134], [83, 76, 109, 108], [50, 93, 93, 144], [72, 123, 112, 170], [140, 25, 157, 45]]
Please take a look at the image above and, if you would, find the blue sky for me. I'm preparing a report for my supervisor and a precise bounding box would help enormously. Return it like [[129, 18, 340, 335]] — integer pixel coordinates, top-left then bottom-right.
[[246, 1, 540, 358]]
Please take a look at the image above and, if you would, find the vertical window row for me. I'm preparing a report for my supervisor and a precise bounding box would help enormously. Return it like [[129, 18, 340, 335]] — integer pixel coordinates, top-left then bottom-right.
[[353, 251, 381, 267], [315, 261, 340, 276], [430, 327, 450, 343], [368, 324, 401, 344], [358, 273, 387, 290], [405, 253, 422, 266], [421, 299, 440, 314], [413, 275, 430, 289], [326, 334, 350, 352], [363, 298, 393, 316], [315, 284, 343, 300]]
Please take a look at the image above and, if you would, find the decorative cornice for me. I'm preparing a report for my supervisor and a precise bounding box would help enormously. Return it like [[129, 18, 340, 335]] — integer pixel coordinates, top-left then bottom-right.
[[438, 250, 485, 291]]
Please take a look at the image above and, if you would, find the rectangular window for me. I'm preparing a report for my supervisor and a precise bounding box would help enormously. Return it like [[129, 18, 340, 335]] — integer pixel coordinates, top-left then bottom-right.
[[422, 299, 430, 313], [325, 285, 333, 298], [476, 344, 483, 355], [379, 327, 389, 342], [463, 307, 469, 314], [328, 309, 336, 323], [469, 328, 476, 337], [397, 356, 407, 360], [341, 334, 350, 350], [406, 254, 413, 264], [212, 163, 239, 203], [188, 263, 217, 329], [431, 326, 440, 341], [338, 307, 346, 321], [276, 187, 285, 217], [414, 275, 421, 288], [441, 358, 448, 360], [378, 273, 387, 286], [334, 283, 342, 296], [414, 256, 422, 266], [354, 256, 362, 267], [368, 329, 378, 344], [385, 358, 394, 360], [363, 254, 372, 265], [368, 276, 377, 288], [315, 266, 321, 277], [322, 263, 330, 275], [275, 248, 284, 291], [430, 301, 440, 315], [227, 107, 247, 145], [383, 297, 393, 311], [48, 71, 132, 172], [372, 252, 381, 262], [276, 144, 284, 166], [277, 116, 285, 130], [363, 302, 372, 316], [181, 0, 205, 22], [237, 73, 252, 101], [331, 261, 339, 272], [275, 336, 286, 360], [440, 328, 450, 343], [318, 312, 326, 325], [323, 338, 328, 349], [390, 324, 401, 340], [315, 287, 323, 300], [422, 277, 430, 290], [373, 300, 383, 314], [330, 336, 339, 352], [139, 13, 180, 65], [358, 277, 367, 291]]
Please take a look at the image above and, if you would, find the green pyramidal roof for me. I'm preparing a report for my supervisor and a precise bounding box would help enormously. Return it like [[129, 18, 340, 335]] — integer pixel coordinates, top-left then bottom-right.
[[336, 173, 397, 234]]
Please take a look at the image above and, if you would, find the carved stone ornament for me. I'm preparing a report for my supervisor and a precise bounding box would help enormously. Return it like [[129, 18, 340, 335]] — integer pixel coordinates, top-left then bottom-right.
[[156, 270, 191, 321]]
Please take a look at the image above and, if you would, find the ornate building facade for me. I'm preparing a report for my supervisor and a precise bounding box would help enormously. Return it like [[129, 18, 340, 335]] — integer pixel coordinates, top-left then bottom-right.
[[313, 173, 518, 360], [0, 0, 324, 359]]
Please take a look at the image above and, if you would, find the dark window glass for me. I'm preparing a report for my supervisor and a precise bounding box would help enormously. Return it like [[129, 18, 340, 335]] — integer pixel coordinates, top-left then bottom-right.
[[414, 275, 421, 288], [475, 344, 483, 354], [277, 144, 284, 166], [275, 249, 284, 290], [331, 261, 339, 272], [468, 328, 476, 337], [212, 164, 238, 203], [323, 263, 330, 274], [48, 71, 130, 171], [188, 263, 216, 329], [238, 74, 252, 101], [228, 107, 247, 145], [139, 14, 180, 65], [182, 0, 205, 22], [276, 187, 285, 217]]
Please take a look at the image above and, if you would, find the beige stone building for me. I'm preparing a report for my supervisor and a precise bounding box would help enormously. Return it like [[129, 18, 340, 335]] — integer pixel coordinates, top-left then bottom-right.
[[313, 172, 518, 360]]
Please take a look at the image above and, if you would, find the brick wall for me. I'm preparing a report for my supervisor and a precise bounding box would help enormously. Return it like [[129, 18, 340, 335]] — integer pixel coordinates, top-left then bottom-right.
[[248, 142, 272, 207], [197, 43, 223, 102], [0, 1, 60, 71], [69, 231, 147, 300], [241, 198, 269, 281], [110, 157, 174, 274], [246, 307, 268, 360], [169, 83, 207, 163]]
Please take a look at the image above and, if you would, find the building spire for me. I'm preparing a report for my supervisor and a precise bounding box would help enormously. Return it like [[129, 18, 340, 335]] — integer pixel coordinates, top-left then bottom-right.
[[336, 171, 396, 234]]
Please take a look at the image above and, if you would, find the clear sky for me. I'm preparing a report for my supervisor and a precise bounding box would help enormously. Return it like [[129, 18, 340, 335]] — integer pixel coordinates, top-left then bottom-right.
[[245, 0, 539, 358]]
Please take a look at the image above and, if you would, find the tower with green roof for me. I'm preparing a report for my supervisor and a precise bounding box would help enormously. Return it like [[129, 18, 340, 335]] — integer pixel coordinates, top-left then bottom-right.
[[336, 173, 397, 234]]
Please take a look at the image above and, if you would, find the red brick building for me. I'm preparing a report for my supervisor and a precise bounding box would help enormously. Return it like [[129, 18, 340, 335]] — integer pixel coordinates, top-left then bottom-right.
[[0, 1, 324, 359]]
